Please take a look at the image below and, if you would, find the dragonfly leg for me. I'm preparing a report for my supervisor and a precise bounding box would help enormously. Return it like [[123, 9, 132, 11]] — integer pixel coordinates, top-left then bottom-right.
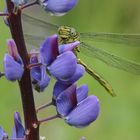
[[77, 59, 116, 97]]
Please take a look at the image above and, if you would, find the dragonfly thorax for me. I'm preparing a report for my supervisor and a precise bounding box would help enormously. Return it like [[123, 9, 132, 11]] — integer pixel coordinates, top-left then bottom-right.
[[58, 26, 80, 44]]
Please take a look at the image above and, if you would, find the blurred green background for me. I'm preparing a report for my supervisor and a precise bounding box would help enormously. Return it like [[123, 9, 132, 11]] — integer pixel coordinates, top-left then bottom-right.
[[0, 0, 140, 140]]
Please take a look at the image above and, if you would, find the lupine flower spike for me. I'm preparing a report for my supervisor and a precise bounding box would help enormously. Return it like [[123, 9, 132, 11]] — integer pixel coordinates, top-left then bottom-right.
[[0, 0, 103, 138]]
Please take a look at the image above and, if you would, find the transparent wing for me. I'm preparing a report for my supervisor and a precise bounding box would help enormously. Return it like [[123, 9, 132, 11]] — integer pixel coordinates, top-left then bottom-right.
[[22, 13, 59, 34], [80, 32, 140, 47], [24, 34, 140, 75], [24, 34, 45, 48], [80, 42, 140, 75], [22, 13, 140, 48], [22, 13, 59, 48]]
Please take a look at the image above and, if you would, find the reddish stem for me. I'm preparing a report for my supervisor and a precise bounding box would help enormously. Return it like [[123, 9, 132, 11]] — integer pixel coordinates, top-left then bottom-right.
[[27, 63, 42, 69], [5, 1, 39, 140], [0, 12, 8, 16], [36, 101, 53, 113], [39, 114, 59, 124]]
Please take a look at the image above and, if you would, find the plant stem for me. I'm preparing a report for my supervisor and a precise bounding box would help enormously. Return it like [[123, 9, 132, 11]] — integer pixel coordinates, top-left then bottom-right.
[[36, 101, 53, 113], [0, 12, 8, 16], [27, 63, 42, 69], [6, 1, 39, 140], [39, 114, 59, 124]]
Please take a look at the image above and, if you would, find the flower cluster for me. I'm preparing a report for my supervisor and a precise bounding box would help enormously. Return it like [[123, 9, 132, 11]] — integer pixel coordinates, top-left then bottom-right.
[[1, 0, 101, 139], [30, 34, 84, 92], [3, 34, 100, 127], [53, 83, 100, 127], [4, 35, 84, 92]]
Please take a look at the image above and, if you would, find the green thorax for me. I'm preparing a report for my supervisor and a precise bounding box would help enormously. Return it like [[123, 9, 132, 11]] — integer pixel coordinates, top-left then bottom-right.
[[58, 26, 80, 56]]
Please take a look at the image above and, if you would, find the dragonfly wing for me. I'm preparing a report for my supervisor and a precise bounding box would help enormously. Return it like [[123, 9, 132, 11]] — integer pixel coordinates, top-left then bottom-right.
[[80, 32, 140, 47], [80, 42, 140, 75], [22, 13, 59, 49], [24, 34, 45, 49]]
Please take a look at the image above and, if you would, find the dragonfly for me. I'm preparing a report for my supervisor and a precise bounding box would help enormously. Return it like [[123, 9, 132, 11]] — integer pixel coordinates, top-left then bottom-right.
[[22, 13, 140, 97]]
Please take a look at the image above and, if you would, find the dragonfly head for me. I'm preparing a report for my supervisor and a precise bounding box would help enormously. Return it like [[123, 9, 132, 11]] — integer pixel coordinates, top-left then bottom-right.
[[58, 26, 80, 44]]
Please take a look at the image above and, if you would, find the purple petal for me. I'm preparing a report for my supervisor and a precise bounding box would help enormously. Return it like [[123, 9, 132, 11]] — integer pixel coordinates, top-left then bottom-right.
[[30, 54, 50, 92], [0, 126, 8, 140], [36, 66, 50, 92], [7, 39, 18, 58], [65, 95, 100, 128], [30, 55, 41, 81], [59, 41, 80, 54], [7, 39, 22, 63], [76, 84, 88, 103], [40, 34, 59, 66], [3, 8, 9, 27], [56, 84, 77, 117], [40, 0, 79, 16], [12, 112, 25, 138], [30, 54, 39, 63], [31, 55, 50, 92], [4, 54, 24, 81], [59, 64, 85, 85], [53, 81, 71, 101], [49, 51, 77, 80]]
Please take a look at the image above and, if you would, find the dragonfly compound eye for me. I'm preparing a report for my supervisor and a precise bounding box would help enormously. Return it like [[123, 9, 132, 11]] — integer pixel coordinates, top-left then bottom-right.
[[70, 28, 77, 37]]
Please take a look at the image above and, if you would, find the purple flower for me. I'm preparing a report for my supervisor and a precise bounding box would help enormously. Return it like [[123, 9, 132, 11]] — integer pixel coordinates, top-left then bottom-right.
[[0, 126, 8, 140], [76, 84, 88, 103], [40, 34, 59, 66], [59, 41, 80, 54], [55, 84, 100, 127], [58, 64, 85, 85], [7, 39, 21, 62], [0, 112, 24, 139], [53, 81, 71, 101], [65, 95, 100, 128], [56, 84, 77, 117], [39, 0, 79, 16], [12, 112, 25, 138], [48, 51, 77, 80], [34, 35, 84, 92], [30, 54, 50, 92], [4, 39, 24, 81]]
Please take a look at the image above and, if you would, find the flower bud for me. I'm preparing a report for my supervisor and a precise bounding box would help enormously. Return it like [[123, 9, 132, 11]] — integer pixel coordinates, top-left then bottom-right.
[[39, 0, 79, 16]]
